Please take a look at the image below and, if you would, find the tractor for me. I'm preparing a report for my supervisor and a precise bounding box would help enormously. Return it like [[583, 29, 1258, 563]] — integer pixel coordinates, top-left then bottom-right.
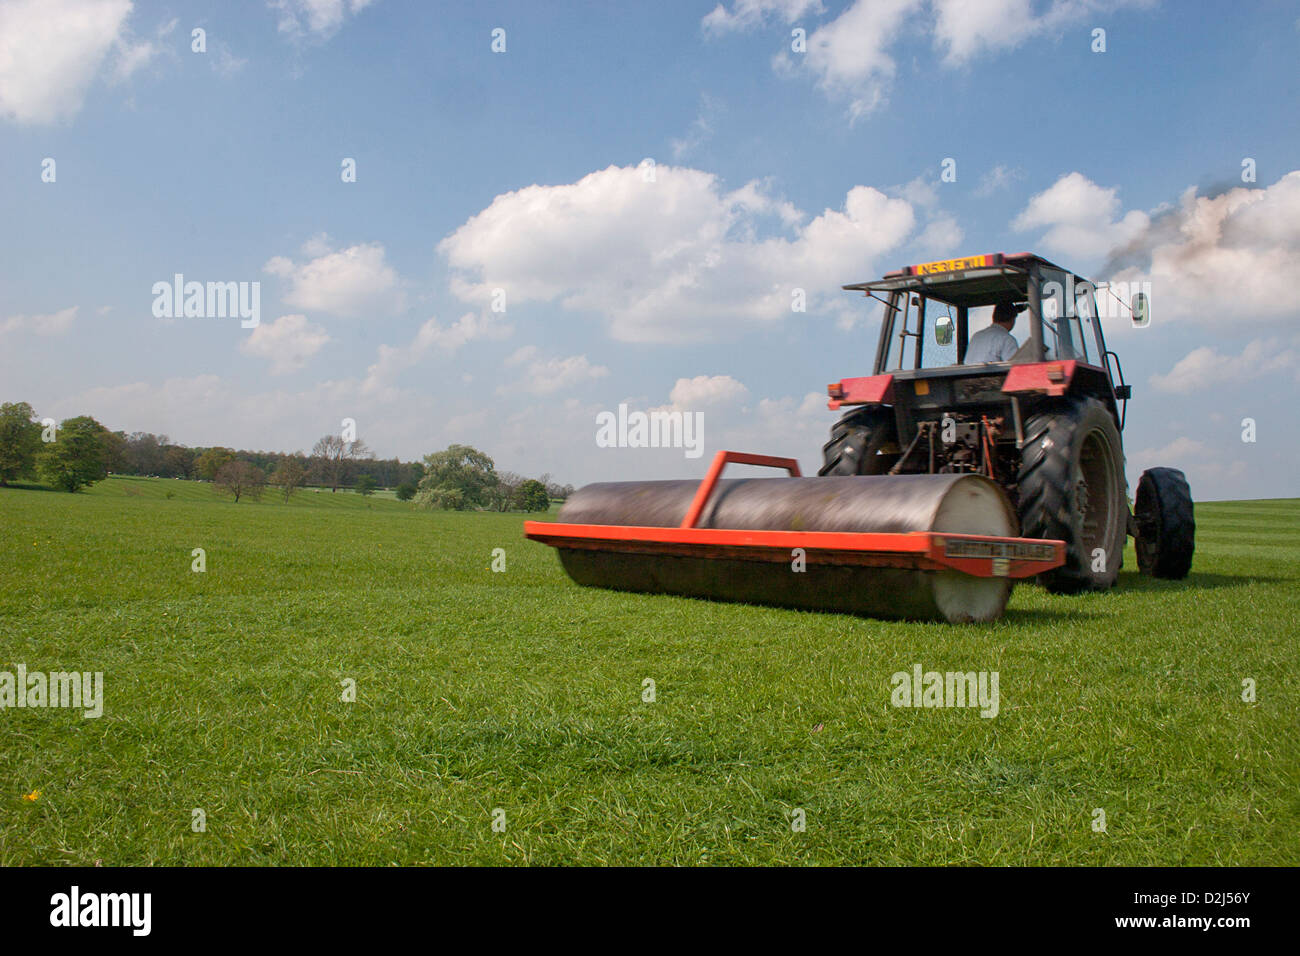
[[524, 251, 1194, 622], [824, 251, 1194, 593]]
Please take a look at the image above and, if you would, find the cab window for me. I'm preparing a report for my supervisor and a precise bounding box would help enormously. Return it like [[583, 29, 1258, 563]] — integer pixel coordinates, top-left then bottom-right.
[[882, 294, 960, 371], [1040, 268, 1092, 363]]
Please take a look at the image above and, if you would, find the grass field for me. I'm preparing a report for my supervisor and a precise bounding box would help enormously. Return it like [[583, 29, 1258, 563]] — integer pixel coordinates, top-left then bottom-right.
[[1, 476, 1296, 865]]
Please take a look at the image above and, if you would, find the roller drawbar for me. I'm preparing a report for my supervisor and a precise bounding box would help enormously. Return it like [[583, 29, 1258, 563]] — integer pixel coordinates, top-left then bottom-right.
[[523, 451, 1065, 623]]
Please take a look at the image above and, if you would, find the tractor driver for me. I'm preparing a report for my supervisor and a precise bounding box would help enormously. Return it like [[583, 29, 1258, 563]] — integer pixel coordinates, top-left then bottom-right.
[[964, 302, 1019, 364]]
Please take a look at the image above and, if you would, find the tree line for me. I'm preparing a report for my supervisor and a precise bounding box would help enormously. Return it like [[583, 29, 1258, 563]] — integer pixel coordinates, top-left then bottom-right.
[[0, 402, 573, 511]]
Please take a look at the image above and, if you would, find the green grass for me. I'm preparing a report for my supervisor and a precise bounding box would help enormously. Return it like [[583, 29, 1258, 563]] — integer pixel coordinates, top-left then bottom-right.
[[1, 476, 1296, 865]]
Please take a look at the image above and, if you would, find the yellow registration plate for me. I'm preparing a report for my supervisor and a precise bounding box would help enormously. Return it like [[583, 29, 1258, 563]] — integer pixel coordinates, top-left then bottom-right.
[[913, 255, 992, 276]]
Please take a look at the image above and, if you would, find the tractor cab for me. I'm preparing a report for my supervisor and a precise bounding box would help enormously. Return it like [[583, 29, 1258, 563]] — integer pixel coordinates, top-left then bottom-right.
[[830, 252, 1135, 432], [843, 252, 1126, 375]]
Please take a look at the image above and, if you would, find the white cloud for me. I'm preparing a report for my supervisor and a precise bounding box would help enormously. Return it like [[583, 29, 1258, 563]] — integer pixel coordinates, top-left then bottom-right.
[[264, 239, 400, 318], [702, 0, 824, 33], [239, 313, 330, 374], [1010, 170, 1300, 328], [1134, 435, 1209, 465], [501, 348, 610, 396], [1150, 338, 1298, 394], [1128, 434, 1249, 498], [440, 164, 916, 343], [916, 214, 963, 252], [974, 163, 1023, 198], [776, 0, 921, 121], [1106, 171, 1300, 325], [0, 0, 134, 124], [0, 305, 78, 336], [210, 41, 247, 76], [362, 311, 511, 398], [711, 0, 1147, 118], [109, 35, 154, 83], [1012, 171, 1150, 260], [932, 0, 1143, 65], [271, 0, 375, 39], [668, 374, 749, 409]]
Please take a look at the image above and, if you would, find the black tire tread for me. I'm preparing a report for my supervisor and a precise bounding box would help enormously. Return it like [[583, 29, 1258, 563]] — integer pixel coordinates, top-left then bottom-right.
[[1135, 467, 1195, 578], [1017, 398, 1127, 594], [819, 406, 895, 476]]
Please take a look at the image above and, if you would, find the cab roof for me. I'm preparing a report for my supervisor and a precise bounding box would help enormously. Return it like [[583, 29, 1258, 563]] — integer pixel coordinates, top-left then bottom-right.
[[843, 252, 1093, 309]]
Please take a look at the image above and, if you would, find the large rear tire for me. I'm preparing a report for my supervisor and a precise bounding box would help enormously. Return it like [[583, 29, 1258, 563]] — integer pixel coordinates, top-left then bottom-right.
[[1134, 467, 1194, 578], [1017, 398, 1128, 593], [819, 406, 897, 476]]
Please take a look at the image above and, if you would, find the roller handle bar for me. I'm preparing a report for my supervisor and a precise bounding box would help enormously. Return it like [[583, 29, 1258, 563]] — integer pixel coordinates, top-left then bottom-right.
[[680, 450, 803, 530]]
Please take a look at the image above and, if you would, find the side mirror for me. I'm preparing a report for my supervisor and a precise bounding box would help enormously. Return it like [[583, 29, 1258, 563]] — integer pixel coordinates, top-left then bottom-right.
[[934, 315, 954, 346], [1131, 292, 1150, 328]]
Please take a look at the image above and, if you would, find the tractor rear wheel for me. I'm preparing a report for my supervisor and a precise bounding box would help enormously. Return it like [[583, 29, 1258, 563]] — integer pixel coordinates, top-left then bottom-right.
[[1017, 398, 1128, 593], [819, 406, 897, 476], [1134, 467, 1195, 578]]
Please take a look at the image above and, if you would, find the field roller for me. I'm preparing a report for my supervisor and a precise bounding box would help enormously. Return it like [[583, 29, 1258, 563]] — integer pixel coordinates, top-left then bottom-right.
[[524, 451, 1064, 623]]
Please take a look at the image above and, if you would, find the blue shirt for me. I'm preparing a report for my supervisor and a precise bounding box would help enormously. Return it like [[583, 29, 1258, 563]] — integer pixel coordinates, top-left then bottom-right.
[[965, 323, 1018, 363]]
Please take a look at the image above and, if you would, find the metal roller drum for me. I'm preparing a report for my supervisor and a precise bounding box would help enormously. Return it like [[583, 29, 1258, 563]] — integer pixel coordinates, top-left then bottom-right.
[[545, 473, 1022, 623]]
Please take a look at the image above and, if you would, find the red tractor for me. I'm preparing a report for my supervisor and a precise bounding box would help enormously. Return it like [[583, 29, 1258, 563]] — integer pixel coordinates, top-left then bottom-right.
[[526, 251, 1193, 622], [824, 252, 1194, 593]]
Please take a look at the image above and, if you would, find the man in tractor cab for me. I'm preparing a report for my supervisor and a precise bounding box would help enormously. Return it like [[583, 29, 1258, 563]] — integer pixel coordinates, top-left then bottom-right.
[[964, 301, 1019, 364]]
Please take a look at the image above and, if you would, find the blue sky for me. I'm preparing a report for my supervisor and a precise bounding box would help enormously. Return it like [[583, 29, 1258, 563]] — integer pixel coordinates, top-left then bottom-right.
[[2, 0, 1298, 499]]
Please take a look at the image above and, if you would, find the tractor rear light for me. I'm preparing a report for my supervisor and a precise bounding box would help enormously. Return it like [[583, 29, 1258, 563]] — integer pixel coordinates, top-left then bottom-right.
[[1046, 364, 1065, 382]]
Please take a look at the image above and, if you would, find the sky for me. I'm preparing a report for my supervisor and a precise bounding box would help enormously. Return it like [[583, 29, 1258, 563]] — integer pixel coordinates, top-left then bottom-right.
[[1, 0, 1297, 500]]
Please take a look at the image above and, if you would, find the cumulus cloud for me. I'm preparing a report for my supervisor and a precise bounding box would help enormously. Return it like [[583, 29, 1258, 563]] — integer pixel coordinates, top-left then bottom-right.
[[1104, 171, 1300, 325], [0, 0, 139, 124], [710, 0, 1146, 118], [0, 305, 78, 336], [667, 374, 749, 409], [1150, 338, 1298, 394], [974, 163, 1023, 198], [439, 164, 915, 343], [775, 0, 920, 120], [502, 347, 610, 396], [1012, 172, 1150, 260], [702, 0, 824, 33], [239, 313, 330, 374], [1010, 170, 1300, 328], [271, 0, 376, 39], [362, 311, 511, 398], [264, 238, 401, 318], [932, 0, 1144, 65]]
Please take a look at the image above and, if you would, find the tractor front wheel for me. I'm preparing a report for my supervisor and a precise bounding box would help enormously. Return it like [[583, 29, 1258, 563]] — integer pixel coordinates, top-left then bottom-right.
[[1017, 398, 1128, 593], [1134, 467, 1195, 578]]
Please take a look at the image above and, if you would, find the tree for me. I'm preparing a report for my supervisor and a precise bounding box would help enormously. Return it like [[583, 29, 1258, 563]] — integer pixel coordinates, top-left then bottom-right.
[[163, 445, 197, 479], [394, 482, 417, 501], [124, 432, 169, 475], [36, 416, 109, 492], [195, 447, 235, 480], [417, 444, 497, 511], [355, 474, 378, 496], [214, 460, 265, 503], [269, 457, 307, 502], [0, 402, 41, 485], [516, 479, 550, 512], [310, 434, 369, 492], [100, 429, 128, 474], [489, 471, 524, 512]]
